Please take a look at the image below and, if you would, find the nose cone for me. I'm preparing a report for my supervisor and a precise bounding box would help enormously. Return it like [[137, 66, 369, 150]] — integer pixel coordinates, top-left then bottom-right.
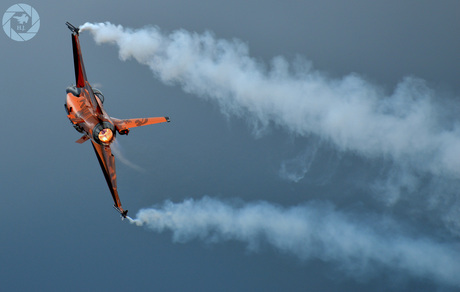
[[98, 128, 114, 143]]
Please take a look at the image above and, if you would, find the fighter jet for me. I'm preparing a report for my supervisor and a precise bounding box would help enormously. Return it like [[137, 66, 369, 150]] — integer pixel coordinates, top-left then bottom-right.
[[64, 22, 170, 218]]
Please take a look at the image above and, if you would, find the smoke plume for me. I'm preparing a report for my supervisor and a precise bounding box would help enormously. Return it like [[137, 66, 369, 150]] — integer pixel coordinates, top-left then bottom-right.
[[130, 197, 460, 287], [80, 22, 460, 180], [79, 22, 460, 286]]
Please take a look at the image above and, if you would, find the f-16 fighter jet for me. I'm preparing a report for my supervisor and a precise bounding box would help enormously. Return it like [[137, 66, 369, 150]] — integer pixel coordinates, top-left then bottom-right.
[[64, 22, 170, 219]]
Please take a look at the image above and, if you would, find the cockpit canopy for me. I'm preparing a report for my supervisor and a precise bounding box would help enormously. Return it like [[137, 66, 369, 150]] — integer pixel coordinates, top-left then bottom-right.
[[66, 85, 81, 97], [92, 88, 105, 104]]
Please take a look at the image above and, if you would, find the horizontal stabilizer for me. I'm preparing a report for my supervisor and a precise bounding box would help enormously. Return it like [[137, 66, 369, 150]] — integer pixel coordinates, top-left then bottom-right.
[[112, 116, 170, 134]]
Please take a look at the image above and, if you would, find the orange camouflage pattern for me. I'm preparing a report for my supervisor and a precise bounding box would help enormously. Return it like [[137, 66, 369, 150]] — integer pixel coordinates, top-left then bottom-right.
[[64, 22, 170, 218]]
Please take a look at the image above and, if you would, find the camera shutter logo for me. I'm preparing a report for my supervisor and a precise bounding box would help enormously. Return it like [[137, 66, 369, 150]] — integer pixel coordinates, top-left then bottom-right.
[[2, 3, 40, 41]]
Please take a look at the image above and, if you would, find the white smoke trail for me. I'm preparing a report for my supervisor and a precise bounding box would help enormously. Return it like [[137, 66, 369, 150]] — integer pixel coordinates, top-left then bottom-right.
[[79, 22, 460, 285], [80, 22, 460, 180], [279, 142, 319, 182], [130, 197, 460, 287], [111, 139, 145, 172]]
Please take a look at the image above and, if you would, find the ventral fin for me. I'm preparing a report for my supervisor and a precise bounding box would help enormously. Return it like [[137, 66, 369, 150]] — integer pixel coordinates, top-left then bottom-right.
[[76, 135, 90, 144]]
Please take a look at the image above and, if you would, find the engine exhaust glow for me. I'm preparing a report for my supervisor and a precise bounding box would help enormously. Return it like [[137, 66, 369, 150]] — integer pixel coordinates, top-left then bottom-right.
[[98, 128, 114, 143]]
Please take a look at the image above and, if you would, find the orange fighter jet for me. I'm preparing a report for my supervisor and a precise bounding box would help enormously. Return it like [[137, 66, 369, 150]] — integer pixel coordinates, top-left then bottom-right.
[[64, 22, 170, 219]]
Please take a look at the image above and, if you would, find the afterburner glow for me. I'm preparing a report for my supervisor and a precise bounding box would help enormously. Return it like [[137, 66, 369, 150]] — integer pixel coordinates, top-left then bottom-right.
[[98, 128, 113, 143]]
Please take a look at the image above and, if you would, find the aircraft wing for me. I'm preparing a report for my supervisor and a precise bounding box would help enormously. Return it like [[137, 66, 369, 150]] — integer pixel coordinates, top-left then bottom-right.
[[66, 22, 87, 88], [112, 116, 170, 134], [90, 141, 127, 217], [66, 22, 102, 114]]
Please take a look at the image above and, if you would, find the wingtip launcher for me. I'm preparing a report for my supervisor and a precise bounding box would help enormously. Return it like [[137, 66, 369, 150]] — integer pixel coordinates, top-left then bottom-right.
[[65, 21, 79, 35], [113, 205, 129, 220]]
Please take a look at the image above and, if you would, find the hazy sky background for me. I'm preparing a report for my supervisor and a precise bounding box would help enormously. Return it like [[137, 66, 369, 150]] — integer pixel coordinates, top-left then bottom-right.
[[1, 1, 460, 291]]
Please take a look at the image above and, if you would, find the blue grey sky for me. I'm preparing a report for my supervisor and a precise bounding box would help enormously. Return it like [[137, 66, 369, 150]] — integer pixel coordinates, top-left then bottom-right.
[[1, 1, 460, 291]]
